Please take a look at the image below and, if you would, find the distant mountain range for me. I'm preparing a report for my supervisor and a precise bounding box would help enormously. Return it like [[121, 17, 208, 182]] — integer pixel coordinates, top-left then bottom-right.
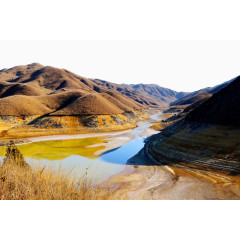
[[171, 78, 235, 107], [92, 80, 189, 107], [121, 83, 188, 105], [0, 63, 236, 117], [0, 63, 192, 117]]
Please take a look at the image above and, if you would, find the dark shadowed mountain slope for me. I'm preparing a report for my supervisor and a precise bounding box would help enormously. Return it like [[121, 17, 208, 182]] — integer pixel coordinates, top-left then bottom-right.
[[187, 76, 240, 125], [171, 78, 235, 106], [145, 76, 240, 174], [172, 92, 212, 107]]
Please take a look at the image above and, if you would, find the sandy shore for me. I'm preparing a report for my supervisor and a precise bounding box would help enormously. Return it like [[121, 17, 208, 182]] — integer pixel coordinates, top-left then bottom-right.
[[107, 149, 240, 200], [28, 129, 134, 143]]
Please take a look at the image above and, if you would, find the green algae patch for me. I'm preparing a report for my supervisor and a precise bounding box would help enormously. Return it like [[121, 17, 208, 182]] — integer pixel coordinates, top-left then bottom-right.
[[0, 137, 106, 161]]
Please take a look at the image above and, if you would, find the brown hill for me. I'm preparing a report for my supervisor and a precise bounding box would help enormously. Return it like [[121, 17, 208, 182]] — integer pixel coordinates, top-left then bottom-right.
[[52, 93, 123, 115], [0, 95, 51, 116], [0, 63, 44, 82], [0, 63, 145, 116], [99, 91, 142, 111], [92, 79, 162, 107], [93, 79, 189, 107], [0, 91, 85, 116], [0, 82, 46, 97], [0, 65, 99, 93], [123, 83, 188, 105], [51, 90, 142, 116]]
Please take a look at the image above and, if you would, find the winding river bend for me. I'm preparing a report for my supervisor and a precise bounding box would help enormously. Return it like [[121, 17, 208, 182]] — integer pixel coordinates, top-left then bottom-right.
[[1, 111, 240, 199], [0, 112, 161, 184]]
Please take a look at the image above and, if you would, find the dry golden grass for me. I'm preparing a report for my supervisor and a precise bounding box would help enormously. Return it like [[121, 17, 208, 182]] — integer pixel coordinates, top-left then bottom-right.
[[0, 142, 117, 200], [0, 162, 118, 200]]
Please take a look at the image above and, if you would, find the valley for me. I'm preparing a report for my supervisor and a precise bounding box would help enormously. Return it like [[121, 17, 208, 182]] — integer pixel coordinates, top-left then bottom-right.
[[1, 63, 240, 200], [0, 110, 165, 184]]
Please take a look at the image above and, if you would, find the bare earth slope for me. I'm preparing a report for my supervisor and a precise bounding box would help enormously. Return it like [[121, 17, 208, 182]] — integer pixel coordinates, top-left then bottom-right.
[[0, 63, 144, 116], [145, 76, 240, 174]]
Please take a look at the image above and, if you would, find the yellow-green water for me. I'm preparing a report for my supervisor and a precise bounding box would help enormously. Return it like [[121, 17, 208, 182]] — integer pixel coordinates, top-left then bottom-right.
[[0, 113, 162, 183], [0, 137, 105, 160]]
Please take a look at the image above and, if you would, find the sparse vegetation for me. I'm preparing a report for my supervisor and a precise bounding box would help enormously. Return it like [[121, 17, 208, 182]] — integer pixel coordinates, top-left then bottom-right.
[[0, 141, 117, 200]]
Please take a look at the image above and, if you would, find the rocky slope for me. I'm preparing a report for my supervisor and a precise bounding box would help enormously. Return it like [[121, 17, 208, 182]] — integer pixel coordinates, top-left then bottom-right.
[[144, 76, 240, 174]]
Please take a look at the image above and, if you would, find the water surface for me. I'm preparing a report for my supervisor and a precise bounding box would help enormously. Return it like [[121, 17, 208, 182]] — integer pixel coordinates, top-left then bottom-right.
[[0, 112, 162, 183]]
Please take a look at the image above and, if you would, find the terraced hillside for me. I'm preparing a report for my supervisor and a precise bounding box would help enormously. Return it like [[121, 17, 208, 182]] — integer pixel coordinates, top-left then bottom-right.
[[145, 76, 240, 174]]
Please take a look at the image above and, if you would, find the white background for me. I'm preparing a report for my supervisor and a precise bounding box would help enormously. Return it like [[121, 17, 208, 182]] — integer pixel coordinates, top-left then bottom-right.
[[1, 0, 240, 240], [1, 40, 240, 91]]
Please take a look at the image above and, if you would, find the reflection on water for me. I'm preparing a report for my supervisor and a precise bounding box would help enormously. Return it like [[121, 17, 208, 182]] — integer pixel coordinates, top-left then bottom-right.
[[0, 113, 162, 183], [101, 139, 144, 165]]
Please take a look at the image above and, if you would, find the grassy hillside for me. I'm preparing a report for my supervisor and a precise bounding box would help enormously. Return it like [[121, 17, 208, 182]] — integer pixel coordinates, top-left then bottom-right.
[[0, 64, 145, 116]]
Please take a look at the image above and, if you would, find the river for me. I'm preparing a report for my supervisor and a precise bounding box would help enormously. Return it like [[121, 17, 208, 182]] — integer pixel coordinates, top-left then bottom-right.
[[1, 111, 240, 199], [0, 112, 162, 184]]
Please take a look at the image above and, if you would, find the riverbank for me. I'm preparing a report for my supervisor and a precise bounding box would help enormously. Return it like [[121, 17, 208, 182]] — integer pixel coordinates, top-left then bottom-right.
[[0, 111, 165, 184], [107, 148, 240, 200], [0, 110, 150, 141], [4, 109, 210, 199], [100, 113, 240, 199]]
